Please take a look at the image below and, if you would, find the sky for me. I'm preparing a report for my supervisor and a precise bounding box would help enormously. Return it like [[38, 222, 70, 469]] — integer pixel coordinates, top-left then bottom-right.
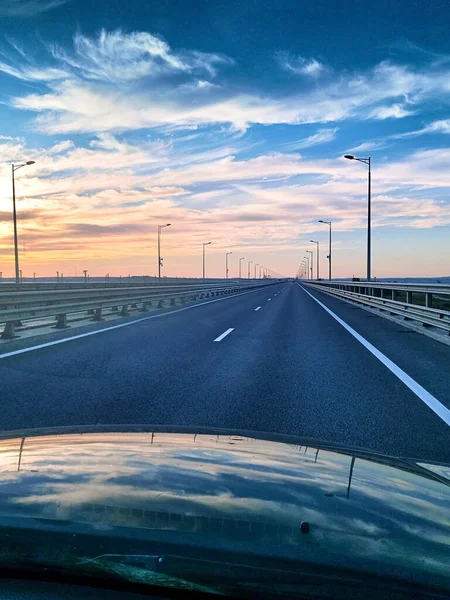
[[0, 0, 450, 279]]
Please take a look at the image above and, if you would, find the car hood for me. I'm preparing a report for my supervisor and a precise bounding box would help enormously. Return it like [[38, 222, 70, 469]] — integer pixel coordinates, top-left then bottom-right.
[[0, 426, 448, 589]]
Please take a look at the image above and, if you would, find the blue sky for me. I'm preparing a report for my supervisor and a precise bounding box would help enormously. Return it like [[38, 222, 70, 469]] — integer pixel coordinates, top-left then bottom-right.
[[0, 0, 449, 278]]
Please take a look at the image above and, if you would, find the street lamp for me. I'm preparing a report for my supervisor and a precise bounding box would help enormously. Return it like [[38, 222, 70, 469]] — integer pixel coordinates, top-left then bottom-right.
[[303, 256, 310, 280], [310, 240, 319, 280], [259, 265, 263, 278], [226, 251, 233, 279], [344, 154, 371, 281], [157, 223, 171, 281], [11, 160, 35, 284], [301, 260, 306, 279], [248, 260, 253, 279], [319, 220, 332, 280], [306, 250, 313, 279], [254, 263, 259, 279], [203, 242, 211, 280], [239, 257, 245, 279]]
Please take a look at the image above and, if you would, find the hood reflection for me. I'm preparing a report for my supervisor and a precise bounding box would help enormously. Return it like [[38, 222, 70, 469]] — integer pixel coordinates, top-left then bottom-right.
[[0, 430, 448, 583]]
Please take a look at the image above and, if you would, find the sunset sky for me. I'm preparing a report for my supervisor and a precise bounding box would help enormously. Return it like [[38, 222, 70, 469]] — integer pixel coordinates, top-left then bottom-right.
[[0, 0, 450, 279]]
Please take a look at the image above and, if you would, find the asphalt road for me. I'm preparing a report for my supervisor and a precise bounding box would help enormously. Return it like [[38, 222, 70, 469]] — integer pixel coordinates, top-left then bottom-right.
[[0, 281, 449, 463]]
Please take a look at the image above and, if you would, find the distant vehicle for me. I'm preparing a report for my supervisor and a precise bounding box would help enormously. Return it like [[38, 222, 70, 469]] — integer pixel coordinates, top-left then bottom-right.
[[0, 426, 448, 599], [352, 277, 361, 282]]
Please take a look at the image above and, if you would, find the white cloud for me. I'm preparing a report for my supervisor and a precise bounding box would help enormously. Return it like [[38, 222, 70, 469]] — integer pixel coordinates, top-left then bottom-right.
[[349, 141, 389, 152], [48, 140, 74, 154], [277, 52, 325, 77], [49, 29, 231, 82], [4, 32, 450, 134], [0, 0, 70, 16], [368, 104, 414, 119], [281, 128, 338, 150]]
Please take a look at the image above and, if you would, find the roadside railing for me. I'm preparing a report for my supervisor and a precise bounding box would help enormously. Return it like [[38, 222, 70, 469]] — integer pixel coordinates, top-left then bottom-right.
[[0, 278, 272, 292], [0, 280, 277, 339], [303, 280, 450, 335]]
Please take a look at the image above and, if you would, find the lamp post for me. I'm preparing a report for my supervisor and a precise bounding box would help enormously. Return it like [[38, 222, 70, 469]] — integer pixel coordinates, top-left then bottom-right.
[[344, 154, 371, 281], [239, 257, 245, 279], [259, 265, 262, 278], [301, 260, 306, 279], [226, 251, 232, 279], [319, 220, 332, 280], [254, 263, 259, 278], [310, 240, 319, 280], [157, 223, 171, 281], [11, 160, 35, 284], [306, 250, 313, 279], [303, 256, 309, 280], [248, 260, 253, 279], [203, 242, 211, 280]]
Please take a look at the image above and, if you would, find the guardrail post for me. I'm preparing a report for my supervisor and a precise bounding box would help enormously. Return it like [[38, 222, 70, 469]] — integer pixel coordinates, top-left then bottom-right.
[[93, 308, 103, 321], [120, 305, 129, 316], [1, 321, 16, 339], [55, 313, 68, 328], [425, 293, 433, 308], [391, 290, 397, 301], [158, 299, 164, 308], [139, 302, 149, 312], [170, 298, 176, 306], [406, 291, 412, 304]]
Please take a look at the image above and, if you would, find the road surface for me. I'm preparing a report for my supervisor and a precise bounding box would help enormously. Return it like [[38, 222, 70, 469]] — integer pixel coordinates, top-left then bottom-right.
[[0, 281, 449, 462]]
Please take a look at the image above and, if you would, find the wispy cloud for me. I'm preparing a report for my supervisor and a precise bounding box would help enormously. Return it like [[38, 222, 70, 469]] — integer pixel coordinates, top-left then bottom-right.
[[349, 141, 390, 152], [3, 32, 450, 134], [368, 104, 415, 120], [0, 0, 71, 16], [276, 52, 325, 77], [281, 128, 338, 151]]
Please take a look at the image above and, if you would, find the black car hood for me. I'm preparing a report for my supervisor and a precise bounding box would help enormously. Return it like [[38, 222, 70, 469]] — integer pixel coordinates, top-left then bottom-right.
[[0, 426, 448, 590]]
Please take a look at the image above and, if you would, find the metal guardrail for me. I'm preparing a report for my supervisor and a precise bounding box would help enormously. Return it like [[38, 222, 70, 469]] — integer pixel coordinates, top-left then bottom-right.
[[0, 278, 271, 292], [0, 280, 277, 339], [303, 281, 450, 335]]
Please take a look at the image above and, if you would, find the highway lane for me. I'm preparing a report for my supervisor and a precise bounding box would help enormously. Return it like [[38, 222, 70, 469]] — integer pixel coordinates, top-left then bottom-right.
[[0, 281, 449, 462]]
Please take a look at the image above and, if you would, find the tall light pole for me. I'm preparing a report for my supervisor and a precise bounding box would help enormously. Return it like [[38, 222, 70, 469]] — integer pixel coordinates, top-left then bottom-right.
[[344, 154, 371, 281], [239, 257, 245, 279], [259, 265, 262, 278], [310, 240, 319, 280], [306, 250, 313, 279], [254, 263, 259, 278], [203, 242, 211, 280], [11, 160, 35, 284], [157, 223, 171, 281], [248, 260, 253, 279], [303, 256, 310, 280], [301, 260, 306, 279], [319, 220, 332, 280], [226, 251, 232, 279]]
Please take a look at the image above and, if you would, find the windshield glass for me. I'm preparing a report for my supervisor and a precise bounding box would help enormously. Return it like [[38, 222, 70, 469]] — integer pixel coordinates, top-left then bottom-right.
[[0, 0, 449, 598]]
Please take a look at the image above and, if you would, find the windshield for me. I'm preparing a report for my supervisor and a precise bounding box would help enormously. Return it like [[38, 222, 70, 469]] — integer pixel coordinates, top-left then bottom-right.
[[0, 0, 449, 598]]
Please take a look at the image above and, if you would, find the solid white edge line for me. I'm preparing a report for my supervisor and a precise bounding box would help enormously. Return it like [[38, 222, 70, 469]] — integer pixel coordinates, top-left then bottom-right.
[[254, 306, 261, 311], [298, 283, 450, 427], [0, 285, 280, 360], [214, 328, 234, 342]]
